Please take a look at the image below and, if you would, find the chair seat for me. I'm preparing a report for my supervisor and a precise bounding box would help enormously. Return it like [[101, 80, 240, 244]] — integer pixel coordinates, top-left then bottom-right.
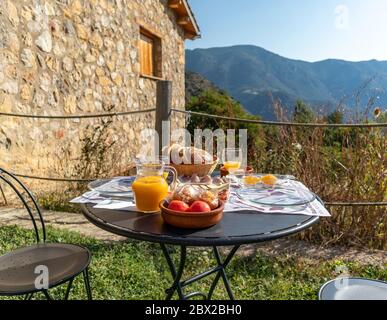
[[0, 243, 91, 295], [319, 278, 387, 300]]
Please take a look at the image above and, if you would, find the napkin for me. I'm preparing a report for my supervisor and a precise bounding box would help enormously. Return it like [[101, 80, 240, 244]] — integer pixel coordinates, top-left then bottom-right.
[[225, 196, 330, 217], [93, 200, 137, 211], [70, 191, 107, 204]]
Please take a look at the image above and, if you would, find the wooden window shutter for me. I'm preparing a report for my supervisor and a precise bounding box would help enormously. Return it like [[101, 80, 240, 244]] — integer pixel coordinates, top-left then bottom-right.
[[140, 32, 154, 76]]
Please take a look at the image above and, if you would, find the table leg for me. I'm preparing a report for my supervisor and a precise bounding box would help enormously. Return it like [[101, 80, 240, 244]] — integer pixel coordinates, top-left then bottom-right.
[[161, 244, 186, 300], [160, 244, 240, 300], [207, 246, 240, 300]]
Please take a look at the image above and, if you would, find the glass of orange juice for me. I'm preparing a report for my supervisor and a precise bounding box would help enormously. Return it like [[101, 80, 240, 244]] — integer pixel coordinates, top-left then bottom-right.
[[222, 148, 243, 183], [132, 160, 177, 213]]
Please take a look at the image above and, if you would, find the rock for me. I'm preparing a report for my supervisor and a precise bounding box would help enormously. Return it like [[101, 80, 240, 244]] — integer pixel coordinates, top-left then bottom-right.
[[0, 26, 8, 49], [47, 89, 59, 107], [33, 91, 46, 108], [70, 0, 83, 16], [46, 56, 58, 71], [85, 52, 97, 63], [82, 65, 93, 77], [117, 41, 124, 54], [44, 2, 56, 16], [95, 67, 105, 77], [8, 33, 19, 53], [107, 60, 116, 72], [76, 24, 88, 40], [0, 71, 4, 84], [111, 73, 123, 87], [27, 21, 42, 33], [130, 50, 137, 61], [100, 15, 110, 27], [53, 42, 66, 57], [90, 32, 103, 49], [98, 76, 111, 87], [63, 57, 74, 72], [21, 49, 36, 68], [36, 54, 46, 69], [21, 71, 35, 84], [104, 38, 115, 50], [64, 95, 77, 114], [0, 50, 18, 65], [0, 81, 19, 95], [20, 85, 32, 101], [21, 32, 33, 47], [36, 31, 53, 52], [54, 130, 65, 139], [39, 73, 51, 92], [6, 1, 19, 27], [0, 93, 13, 112], [84, 89, 93, 101], [49, 19, 62, 38], [139, 78, 145, 90], [21, 6, 33, 22], [4, 65, 17, 79], [64, 20, 76, 35]]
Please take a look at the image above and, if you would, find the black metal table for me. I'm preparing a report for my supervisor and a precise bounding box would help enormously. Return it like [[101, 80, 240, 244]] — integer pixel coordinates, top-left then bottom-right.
[[81, 204, 319, 300]]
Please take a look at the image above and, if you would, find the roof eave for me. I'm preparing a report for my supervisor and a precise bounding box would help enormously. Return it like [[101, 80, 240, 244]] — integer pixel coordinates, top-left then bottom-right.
[[168, 0, 201, 40]]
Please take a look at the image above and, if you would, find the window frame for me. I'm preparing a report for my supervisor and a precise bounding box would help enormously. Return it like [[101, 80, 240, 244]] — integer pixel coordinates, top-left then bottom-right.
[[138, 24, 163, 80]]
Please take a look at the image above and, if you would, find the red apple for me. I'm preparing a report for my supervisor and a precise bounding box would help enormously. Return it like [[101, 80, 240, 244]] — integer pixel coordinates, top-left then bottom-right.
[[187, 201, 212, 213], [168, 200, 190, 212]]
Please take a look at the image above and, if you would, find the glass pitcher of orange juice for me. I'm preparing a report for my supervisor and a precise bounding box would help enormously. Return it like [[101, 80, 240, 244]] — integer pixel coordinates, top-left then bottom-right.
[[132, 160, 177, 213]]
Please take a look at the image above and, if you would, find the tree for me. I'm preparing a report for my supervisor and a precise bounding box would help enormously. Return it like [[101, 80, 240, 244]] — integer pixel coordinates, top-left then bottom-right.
[[293, 100, 315, 123], [186, 89, 265, 164], [327, 110, 344, 124]]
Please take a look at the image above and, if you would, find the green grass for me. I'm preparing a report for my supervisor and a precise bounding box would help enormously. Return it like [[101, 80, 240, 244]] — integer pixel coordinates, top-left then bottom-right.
[[38, 192, 83, 214], [0, 225, 385, 300]]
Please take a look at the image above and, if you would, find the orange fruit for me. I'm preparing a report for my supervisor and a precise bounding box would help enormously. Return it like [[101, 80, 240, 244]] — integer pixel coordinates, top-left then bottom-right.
[[244, 176, 261, 185], [261, 174, 278, 186]]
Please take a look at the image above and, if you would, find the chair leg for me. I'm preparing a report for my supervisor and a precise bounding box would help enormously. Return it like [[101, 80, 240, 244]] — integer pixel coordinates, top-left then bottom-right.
[[24, 293, 34, 300], [64, 278, 74, 300], [83, 268, 92, 300], [42, 290, 52, 300]]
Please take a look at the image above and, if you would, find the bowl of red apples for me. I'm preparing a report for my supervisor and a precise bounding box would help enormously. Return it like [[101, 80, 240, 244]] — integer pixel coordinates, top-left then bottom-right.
[[160, 184, 225, 229]]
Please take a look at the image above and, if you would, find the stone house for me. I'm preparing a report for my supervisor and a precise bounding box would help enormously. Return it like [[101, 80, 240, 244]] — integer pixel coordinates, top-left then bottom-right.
[[0, 0, 200, 182]]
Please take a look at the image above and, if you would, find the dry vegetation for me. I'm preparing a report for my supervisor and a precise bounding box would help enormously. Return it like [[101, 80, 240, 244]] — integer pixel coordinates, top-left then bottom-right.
[[256, 124, 386, 250], [187, 89, 386, 250]]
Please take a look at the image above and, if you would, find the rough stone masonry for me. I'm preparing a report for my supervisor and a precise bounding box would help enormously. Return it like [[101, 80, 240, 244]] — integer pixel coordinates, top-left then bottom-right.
[[0, 0, 186, 187]]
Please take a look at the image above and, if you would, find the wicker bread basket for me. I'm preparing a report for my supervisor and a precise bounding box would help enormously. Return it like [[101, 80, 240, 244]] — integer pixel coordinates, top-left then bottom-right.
[[171, 161, 218, 177]]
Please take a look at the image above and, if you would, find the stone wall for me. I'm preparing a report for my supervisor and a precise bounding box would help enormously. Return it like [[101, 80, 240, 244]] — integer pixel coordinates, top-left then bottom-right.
[[0, 0, 186, 184]]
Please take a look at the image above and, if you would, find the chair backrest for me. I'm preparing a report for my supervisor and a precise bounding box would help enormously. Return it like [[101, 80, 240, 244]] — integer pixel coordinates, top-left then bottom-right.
[[0, 168, 46, 243]]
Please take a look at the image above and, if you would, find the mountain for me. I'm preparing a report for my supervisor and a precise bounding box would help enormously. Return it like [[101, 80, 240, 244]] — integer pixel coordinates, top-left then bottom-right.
[[186, 45, 387, 120], [185, 71, 223, 103]]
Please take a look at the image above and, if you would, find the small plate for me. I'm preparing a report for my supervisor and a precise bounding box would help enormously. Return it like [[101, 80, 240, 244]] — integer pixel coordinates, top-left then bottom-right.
[[319, 278, 387, 300], [236, 181, 316, 206], [88, 177, 135, 197]]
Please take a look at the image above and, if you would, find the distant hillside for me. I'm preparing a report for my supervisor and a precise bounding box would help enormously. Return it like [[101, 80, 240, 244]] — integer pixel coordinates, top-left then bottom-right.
[[186, 45, 387, 120], [185, 71, 222, 103]]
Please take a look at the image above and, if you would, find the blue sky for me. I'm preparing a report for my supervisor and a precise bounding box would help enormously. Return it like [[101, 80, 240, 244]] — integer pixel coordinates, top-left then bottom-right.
[[186, 0, 387, 62]]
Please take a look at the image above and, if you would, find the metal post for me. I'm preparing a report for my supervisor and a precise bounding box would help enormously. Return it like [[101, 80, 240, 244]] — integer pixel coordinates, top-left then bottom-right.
[[156, 80, 172, 156]]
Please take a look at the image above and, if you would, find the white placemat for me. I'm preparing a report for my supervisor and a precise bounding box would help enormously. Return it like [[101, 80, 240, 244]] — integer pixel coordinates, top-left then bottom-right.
[[71, 183, 330, 217]]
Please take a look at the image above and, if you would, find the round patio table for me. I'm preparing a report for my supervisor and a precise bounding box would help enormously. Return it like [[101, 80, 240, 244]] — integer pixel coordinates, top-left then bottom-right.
[[81, 204, 319, 300]]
